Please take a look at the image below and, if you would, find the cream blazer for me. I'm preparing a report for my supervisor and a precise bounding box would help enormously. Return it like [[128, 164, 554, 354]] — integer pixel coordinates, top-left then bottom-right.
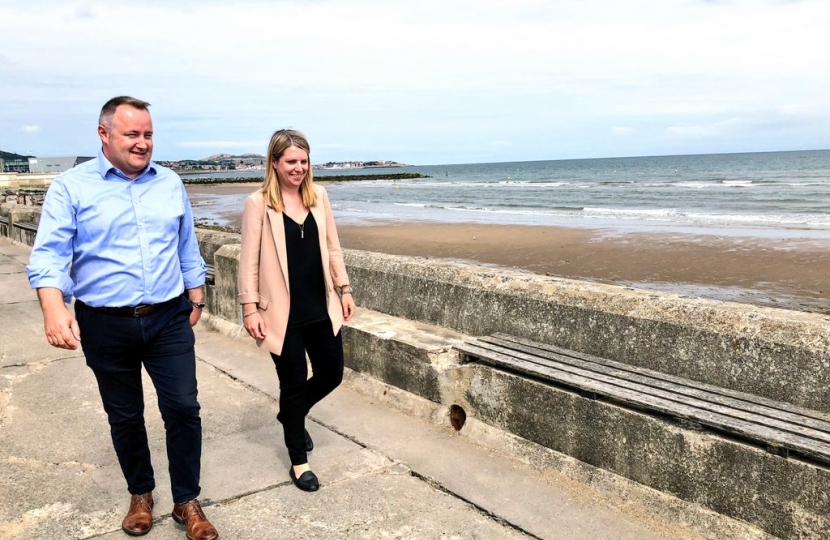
[[238, 185, 350, 355]]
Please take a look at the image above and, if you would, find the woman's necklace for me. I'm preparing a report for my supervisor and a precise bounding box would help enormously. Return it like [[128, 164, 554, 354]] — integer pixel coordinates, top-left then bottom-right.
[[299, 221, 304, 239]]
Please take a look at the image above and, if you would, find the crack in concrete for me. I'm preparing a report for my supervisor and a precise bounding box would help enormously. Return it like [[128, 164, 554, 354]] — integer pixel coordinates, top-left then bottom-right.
[[409, 470, 542, 540], [0, 299, 42, 306], [195, 357, 280, 405], [3, 456, 100, 472], [0, 355, 85, 370]]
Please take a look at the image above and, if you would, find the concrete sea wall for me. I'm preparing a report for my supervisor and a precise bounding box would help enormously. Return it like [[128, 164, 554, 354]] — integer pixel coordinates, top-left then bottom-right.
[[343, 250, 830, 414]]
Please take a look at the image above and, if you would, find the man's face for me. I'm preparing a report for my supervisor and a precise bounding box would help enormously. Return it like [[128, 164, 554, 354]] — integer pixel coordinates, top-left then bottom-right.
[[98, 105, 153, 178]]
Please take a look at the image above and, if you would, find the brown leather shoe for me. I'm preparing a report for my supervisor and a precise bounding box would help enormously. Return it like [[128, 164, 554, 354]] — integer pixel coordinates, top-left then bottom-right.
[[122, 492, 154, 536], [172, 499, 218, 540]]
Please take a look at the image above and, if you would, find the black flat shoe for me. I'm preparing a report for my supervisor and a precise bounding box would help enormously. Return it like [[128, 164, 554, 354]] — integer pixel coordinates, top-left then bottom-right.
[[289, 467, 319, 492]]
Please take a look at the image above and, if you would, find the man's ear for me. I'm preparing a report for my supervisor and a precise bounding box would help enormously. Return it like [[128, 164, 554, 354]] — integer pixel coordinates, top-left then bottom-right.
[[97, 124, 108, 146]]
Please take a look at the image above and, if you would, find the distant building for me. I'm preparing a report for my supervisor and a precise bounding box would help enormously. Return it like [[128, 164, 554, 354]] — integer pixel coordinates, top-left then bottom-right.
[[28, 156, 93, 174], [2, 157, 30, 173]]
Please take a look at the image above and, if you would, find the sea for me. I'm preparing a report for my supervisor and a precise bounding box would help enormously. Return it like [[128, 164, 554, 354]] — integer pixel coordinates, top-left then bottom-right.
[[188, 149, 830, 239]]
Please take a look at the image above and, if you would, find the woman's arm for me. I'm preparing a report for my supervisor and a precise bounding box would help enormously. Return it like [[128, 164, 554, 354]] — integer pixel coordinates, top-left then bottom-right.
[[320, 187, 356, 321], [239, 194, 267, 339], [320, 187, 349, 288]]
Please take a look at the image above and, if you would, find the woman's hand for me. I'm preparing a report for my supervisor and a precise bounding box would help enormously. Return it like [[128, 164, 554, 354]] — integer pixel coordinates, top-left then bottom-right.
[[341, 294, 356, 322], [244, 311, 267, 340]]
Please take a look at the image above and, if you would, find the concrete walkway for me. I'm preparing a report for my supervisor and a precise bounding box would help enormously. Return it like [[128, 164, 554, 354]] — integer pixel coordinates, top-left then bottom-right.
[[0, 237, 712, 540]]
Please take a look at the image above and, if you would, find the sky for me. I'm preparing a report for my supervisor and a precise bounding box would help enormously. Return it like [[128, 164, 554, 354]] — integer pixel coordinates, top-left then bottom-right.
[[1, 0, 829, 165]]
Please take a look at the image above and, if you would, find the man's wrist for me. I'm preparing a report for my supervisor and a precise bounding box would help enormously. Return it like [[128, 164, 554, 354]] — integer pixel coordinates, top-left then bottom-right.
[[189, 300, 206, 309]]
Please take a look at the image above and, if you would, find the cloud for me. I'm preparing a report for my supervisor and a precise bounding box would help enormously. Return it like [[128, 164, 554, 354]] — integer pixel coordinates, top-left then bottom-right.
[[74, 6, 95, 18], [22, 125, 40, 134], [2, 0, 830, 162]]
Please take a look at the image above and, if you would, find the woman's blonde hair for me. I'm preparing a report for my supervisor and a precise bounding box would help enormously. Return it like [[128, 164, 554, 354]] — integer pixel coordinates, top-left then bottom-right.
[[261, 129, 317, 211]]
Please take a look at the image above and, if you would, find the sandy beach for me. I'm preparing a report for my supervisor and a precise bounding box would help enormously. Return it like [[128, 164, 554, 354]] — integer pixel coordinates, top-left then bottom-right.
[[187, 183, 830, 314]]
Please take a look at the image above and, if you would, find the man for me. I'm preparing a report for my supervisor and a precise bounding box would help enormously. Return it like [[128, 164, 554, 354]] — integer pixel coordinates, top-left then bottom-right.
[[27, 96, 218, 540]]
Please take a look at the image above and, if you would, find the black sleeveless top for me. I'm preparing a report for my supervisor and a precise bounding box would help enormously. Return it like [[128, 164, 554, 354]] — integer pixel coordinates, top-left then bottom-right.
[[283, 212, 328, 328]]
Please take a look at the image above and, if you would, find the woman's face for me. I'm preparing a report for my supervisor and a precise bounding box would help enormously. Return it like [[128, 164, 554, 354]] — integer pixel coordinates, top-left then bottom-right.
[[274, 145, 309, 191]]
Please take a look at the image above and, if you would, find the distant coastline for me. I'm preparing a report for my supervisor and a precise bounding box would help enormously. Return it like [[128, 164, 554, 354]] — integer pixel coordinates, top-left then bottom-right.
[[162, 154, 411, 175], [315, 160, 410, 170]]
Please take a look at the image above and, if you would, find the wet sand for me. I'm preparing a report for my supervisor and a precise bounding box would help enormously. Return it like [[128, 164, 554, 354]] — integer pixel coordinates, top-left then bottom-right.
[[187, 183, 830, 314]]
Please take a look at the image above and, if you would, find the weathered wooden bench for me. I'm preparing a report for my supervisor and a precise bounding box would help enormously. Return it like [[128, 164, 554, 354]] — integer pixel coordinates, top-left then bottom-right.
[[14, 221, 38, 232], [455, 333, 830, 466]]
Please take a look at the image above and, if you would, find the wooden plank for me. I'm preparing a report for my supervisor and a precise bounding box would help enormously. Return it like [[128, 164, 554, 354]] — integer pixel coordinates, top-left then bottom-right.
[[456, 343, 830, 463], [480, 336, 830, 437], [460, 341, 830, 446], [14, 221, 38, 232], [488, 333, 830, 427]]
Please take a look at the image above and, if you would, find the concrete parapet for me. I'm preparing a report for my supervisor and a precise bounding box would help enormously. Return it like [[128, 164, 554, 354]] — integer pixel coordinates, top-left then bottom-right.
[[0, 204, 40, 245], [211, 243, 243, 323], [0, 173, 55, 188], [195, 228, 240, 270], [343, 250, 830, 414], [343, 309, 468, 404]]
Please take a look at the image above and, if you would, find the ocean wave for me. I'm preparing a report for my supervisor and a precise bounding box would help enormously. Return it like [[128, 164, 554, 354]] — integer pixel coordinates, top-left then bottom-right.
[[673, 181, 713, 189], [389, 180, 574, 189], [669, 180, 757, 189], [393, 202, 429, 208], [385, 201, 830, 226], [583, 207, 680, 218]]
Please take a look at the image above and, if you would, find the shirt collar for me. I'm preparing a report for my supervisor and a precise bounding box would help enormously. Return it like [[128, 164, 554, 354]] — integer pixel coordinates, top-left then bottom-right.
[[97, 148, 158, 181]]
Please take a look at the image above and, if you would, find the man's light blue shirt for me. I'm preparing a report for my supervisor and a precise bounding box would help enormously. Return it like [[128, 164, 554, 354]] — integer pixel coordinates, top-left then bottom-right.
[[27, 149, 206, 307]]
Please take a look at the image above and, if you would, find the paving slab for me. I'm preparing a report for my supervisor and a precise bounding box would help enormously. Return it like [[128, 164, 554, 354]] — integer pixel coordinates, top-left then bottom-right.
[[0, 240, 32, 268], [0, 245, 36, 304], [0, 300, 81, 367]]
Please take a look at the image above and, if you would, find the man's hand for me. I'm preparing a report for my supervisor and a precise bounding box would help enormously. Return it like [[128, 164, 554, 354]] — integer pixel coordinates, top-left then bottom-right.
[[37, 288, 81, 350], [189, 306, 202, 327], [186, 286, 205, 327]]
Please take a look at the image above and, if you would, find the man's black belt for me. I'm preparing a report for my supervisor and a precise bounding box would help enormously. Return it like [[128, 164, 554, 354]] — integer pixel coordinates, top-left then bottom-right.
[[77, 296, 178, 318]]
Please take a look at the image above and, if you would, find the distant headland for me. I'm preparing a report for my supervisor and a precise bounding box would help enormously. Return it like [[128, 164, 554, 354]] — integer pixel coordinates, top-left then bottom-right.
[[154, 153, 411, 173]]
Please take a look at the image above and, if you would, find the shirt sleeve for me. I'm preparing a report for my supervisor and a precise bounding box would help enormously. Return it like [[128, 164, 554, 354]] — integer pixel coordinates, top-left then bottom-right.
[[26, 179, 77, 302], [177, 183, 207, 289]]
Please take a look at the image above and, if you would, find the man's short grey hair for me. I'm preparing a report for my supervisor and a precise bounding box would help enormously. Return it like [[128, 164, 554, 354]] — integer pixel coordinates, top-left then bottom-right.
[[99, 96, 151, 129]]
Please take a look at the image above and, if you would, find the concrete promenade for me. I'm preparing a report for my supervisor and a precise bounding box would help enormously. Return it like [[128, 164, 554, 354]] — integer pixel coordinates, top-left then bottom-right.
[[1, 236, 713, 540]]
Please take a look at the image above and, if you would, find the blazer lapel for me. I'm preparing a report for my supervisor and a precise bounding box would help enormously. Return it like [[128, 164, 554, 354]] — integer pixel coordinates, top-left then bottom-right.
[[309, 200, 329, 271], [266, 206, 290, 292]]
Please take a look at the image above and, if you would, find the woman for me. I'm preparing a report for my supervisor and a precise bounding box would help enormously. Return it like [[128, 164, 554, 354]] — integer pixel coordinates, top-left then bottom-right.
[[238, 129, 356, 492]]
